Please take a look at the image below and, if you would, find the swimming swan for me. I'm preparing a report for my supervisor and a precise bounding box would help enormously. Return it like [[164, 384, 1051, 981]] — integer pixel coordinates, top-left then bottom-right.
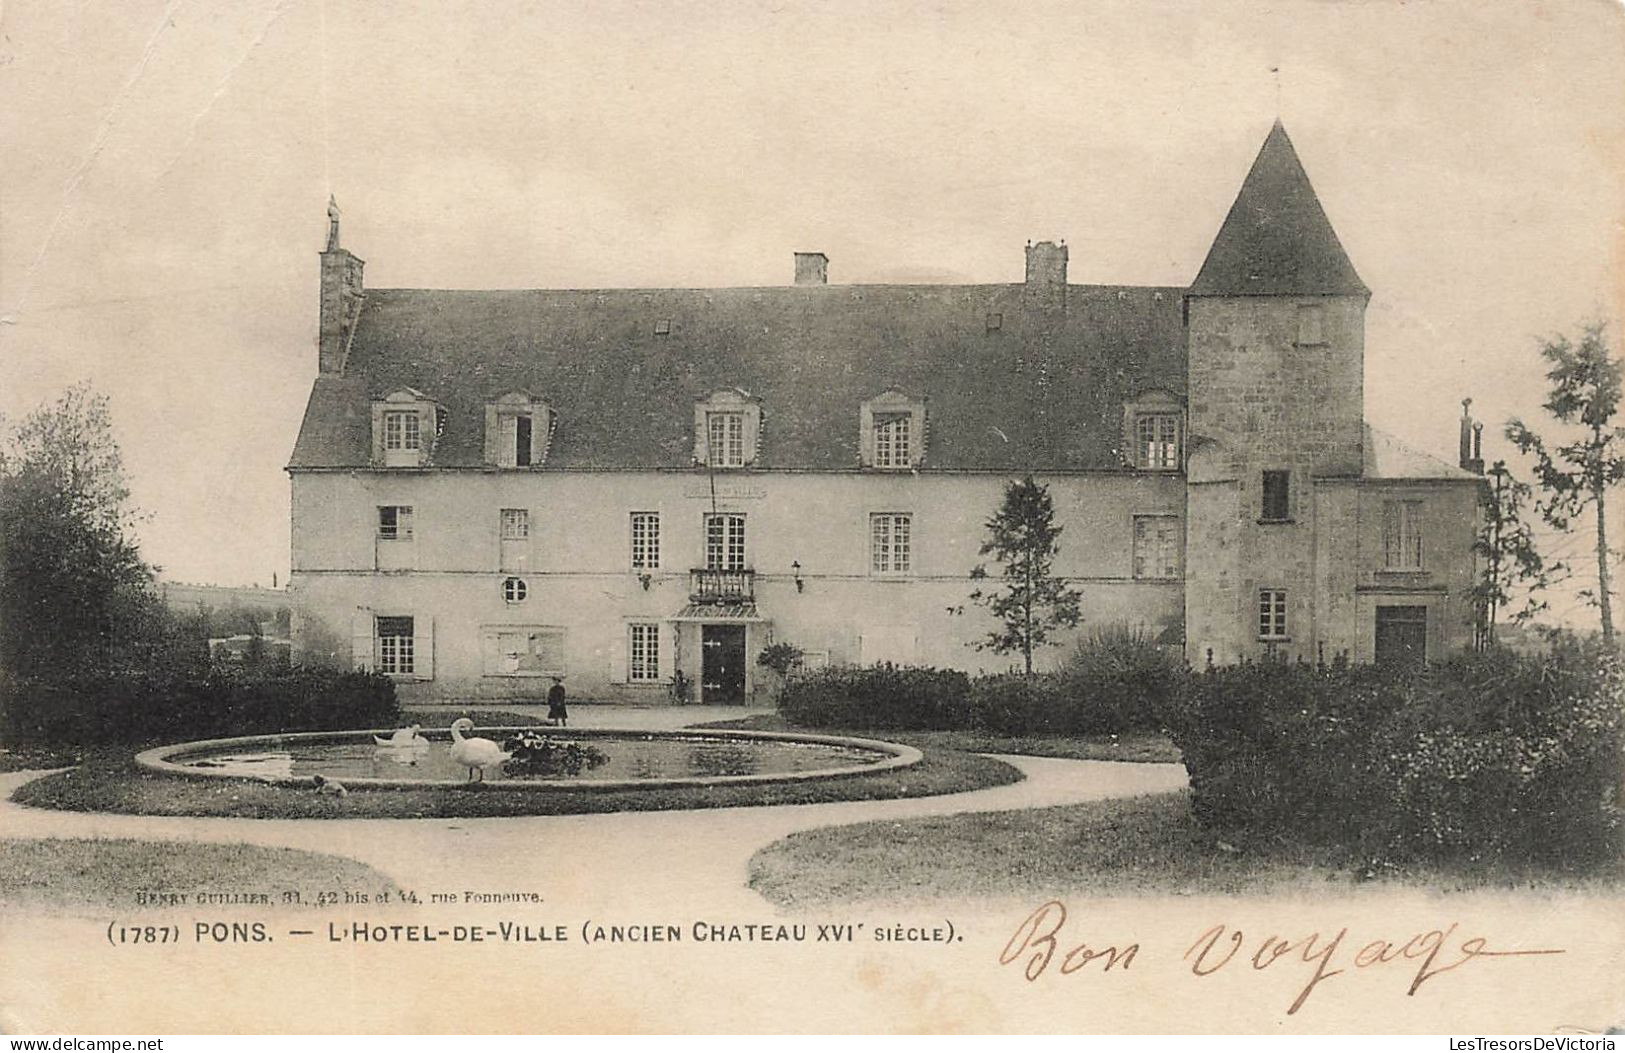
[[374, 724, 429, 748], [449, 718, 510, 781]]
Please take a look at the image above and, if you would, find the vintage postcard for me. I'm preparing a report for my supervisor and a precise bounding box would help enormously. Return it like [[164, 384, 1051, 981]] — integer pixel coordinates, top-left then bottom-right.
[[2, 0, 1623, 1036]]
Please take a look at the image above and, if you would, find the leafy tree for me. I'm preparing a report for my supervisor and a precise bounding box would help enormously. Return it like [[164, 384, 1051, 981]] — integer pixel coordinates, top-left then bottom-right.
[[0, 384, 167, 679], [968, 476, 1082, 678], [1507, 322, 1625, 647], [1471, 460, 1557, 646]]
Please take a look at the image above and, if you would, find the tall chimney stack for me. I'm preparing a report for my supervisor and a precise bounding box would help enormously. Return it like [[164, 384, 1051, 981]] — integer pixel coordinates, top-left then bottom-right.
[[1024, 240, 1068, 308], [1458, 398, 1485, 474], [319, 196, 365, 375], [794, 252, 828, 286], [1458, 398, 1474, 469]]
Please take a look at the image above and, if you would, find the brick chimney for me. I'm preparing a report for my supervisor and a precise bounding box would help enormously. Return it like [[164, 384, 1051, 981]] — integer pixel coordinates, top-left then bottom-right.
[[319, 196, 365, 375], [794, 252, 828, 286], [1024, 240, 1068, 308]]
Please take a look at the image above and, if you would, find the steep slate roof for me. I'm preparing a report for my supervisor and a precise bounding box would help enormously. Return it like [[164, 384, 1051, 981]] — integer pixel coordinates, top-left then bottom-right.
[[1189, 121, 1369, 298], [289, 283, 1187, 471], [1362, 425, 1480, 481]]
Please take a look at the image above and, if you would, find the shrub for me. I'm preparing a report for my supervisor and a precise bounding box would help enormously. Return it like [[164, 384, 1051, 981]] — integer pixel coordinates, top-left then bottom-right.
[[778, 664, 972, 731], [1049, 624, 1182, 735], [1160, 643, 1623, 867], [757, 642, 805, 678], [0, 667, 401, 747]]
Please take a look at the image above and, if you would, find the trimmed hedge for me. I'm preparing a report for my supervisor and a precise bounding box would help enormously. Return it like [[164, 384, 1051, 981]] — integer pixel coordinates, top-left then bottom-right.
[[1161, 641, 1624, 867], [780, 626, 1178, 737], [0, 667, 401, 747], [779, 665, 972, 731]]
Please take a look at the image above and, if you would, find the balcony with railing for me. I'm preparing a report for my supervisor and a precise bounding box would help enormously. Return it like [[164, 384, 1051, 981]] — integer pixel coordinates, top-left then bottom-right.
[[689, 567, 754, 604]]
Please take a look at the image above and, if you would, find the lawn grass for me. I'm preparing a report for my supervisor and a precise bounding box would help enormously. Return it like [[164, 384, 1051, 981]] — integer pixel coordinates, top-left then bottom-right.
[[0, 837, 400, 914], [9, 741, 1020, 819], [748, 790, 1625, 907], [693, 712, 1182, 763], [0, 747, 81, 773]]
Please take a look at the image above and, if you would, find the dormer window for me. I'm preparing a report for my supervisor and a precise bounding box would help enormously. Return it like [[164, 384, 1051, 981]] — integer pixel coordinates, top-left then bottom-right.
[[693, 390, 762, 468], [874, 414, 912, 468], [484, 391, 555, 469], [383, 410, 420, 453], [707, 411, 745, 467], [860, 390, 927, 470], [501, 414, 534, 467], [371, 388, 440, 468], [1136, 414, 1180, 469], [1121, 391, 1184, 472]]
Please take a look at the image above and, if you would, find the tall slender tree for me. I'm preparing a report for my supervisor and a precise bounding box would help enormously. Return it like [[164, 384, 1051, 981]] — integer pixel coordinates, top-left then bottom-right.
[[968, 476, 1082, 677], [1506, 322, 1625, 647], [1471, 460, 1557, 646]]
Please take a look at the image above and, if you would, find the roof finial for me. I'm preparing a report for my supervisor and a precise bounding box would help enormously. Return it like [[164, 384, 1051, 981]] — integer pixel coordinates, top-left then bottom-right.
[[325, 194, 341, 252], [1269, 66, 1281, 120]]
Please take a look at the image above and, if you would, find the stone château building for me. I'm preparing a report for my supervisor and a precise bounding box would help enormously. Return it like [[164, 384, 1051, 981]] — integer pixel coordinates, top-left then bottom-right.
[[287, 122, 1482, 702]]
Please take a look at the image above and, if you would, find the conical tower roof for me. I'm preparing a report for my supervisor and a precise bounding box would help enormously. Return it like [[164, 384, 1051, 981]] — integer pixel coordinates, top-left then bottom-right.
[[1189, 121, 1368, 297]]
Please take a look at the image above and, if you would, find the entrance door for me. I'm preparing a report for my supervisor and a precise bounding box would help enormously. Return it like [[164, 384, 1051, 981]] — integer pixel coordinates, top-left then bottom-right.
[[1375, 606, 1428, 669], [701, 624, 747, 704]]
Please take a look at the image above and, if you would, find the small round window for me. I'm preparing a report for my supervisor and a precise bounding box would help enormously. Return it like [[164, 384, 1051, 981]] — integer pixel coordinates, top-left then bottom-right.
[[502, 576, 528, 603]]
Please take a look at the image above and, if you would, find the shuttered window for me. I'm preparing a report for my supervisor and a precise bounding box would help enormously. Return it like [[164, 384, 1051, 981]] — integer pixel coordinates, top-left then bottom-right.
[[1262, 471, 1291, 522], [483, 626, 565, 676], [1382, 500, 1425, 569], [377, 506, 414, 540], [497, 413, 535, 468], [376, 616, 415, 674]]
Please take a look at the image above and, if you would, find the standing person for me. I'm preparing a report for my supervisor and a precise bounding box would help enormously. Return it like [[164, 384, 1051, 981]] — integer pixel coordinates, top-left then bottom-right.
[[546, 676, 568, 727]]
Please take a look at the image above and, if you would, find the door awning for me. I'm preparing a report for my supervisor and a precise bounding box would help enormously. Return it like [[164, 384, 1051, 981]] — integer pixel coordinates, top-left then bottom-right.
[[670, 603, 765, 623]]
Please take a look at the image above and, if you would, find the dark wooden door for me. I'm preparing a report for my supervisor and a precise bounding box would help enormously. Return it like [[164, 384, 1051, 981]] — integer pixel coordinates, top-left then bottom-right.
[[1375, 606, 1428, 669], [701, 624, 747, 704]]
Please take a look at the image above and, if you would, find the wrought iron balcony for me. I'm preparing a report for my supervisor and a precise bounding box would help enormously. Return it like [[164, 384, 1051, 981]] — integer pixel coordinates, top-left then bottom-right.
[[689, 567, 754, 603]]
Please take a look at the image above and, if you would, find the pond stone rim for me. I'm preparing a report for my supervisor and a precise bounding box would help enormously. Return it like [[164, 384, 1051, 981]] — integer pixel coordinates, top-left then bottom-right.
[[133, 726, 924, 793]]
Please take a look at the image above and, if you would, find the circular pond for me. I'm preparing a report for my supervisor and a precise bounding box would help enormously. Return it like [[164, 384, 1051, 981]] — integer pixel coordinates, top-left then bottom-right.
[[135, 727, 921, 792]]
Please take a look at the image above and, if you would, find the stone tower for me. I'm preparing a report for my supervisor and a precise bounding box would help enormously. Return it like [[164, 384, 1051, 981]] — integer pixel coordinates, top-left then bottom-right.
[[1183, 121, 1371, 665]]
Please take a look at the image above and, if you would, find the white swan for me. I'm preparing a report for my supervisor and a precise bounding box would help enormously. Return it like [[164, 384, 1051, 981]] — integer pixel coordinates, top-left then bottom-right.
[[449, 718, 510, 782], [374, 724, 429, 748]]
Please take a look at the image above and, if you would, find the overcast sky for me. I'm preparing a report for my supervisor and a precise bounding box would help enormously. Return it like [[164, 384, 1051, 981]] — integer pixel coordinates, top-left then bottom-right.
[[2, 0, 1622, 621]]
